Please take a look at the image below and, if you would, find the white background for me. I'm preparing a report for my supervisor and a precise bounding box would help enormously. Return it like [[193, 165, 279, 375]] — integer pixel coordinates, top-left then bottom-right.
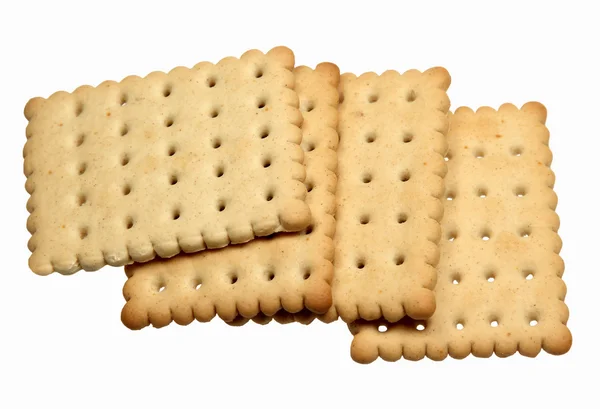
[[1, 1, 598, 407]]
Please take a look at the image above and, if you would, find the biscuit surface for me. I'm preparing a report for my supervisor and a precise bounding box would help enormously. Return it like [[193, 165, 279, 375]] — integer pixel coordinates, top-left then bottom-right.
[[24, 47, 310, 275], [121, 63, 340, 329], [333, 68, 450, 323], [350, 103, 571, 363]]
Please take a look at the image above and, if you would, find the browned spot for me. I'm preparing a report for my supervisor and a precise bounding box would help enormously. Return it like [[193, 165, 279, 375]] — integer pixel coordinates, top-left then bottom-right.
[[58, 123, 63, 127], [265, 107, 269, 112], [507, 332, 512, 337], [140, 155, 159, 174], [495, 134, 502, 138], [352, 111, 365, 117], [495, 232, 529, 261], [106, 112, 111, 117], [423, 162, 427, 166], [464, 145, 468, 149], [537, 161, 542, 165], [48, 170, 53, 175], [61, 224, 65, 229]]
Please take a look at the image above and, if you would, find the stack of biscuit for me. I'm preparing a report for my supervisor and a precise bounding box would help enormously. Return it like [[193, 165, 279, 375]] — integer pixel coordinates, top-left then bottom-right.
[[23, 47, 571, 363]]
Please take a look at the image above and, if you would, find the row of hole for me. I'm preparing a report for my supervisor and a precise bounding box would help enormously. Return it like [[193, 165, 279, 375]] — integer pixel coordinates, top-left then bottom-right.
[[378, 318, 539, 333], [79, 177, 276, 208], [155, 267, 310, 293], [167, 99, 270, 123], [446, 186, 527, 200], [359, 213, 408, 225], [79, 104, 259, 131], [360, 171, 411, 184], [76, 152, 273, 179], [366, 90, 417, 104], [76, 178, 304, 237], [225, 269, 312, 286], [445, 146, 523, 161], [116, 76, 226, 106], [74, 67, 267, 116], [77, 184, 280, 233], [446, 228, 531, 242], [74, 126, 270, 149], [451, 270, 535, 285], [365, 132, 413, 144]]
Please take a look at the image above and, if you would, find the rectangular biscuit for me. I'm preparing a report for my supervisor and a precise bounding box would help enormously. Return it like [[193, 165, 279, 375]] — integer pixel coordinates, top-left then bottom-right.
[[24, 46, 311, 275], [332, 68, 451, 323], [349, 103, 572, 363], [121, 63, 340, 329]]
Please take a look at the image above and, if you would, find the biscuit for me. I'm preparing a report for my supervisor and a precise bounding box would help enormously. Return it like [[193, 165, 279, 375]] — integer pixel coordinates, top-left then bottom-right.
[[121, 63, 340, 330], [350, 103, 571, 363], [239, 68, 452, 326], [24, 46, 311, 275], [332, 68, 450, 323]]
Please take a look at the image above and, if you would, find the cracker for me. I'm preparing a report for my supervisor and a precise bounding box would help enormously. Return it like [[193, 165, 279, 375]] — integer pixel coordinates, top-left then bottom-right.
[[241, 68, 452, 326], [24, 46, 311, 275], [332, 68, 450, 323], [120, 63, 340, 330], [350, 102, 571, 363]]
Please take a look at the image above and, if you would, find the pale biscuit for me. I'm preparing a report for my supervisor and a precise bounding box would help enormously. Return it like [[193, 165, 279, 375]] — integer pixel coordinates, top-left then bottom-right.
[[121, 63, 340, 330], [333, 68, 450, 323], [24, 47, 311, 275], [350, 102, 571, 363]]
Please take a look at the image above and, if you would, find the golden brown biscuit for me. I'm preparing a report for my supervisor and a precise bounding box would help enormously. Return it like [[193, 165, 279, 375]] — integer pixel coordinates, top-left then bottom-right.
[[121, 63, 340, 329], [24, 47, 311, 275], [350, 103, 571, 363], [332, 68, 450, 323]]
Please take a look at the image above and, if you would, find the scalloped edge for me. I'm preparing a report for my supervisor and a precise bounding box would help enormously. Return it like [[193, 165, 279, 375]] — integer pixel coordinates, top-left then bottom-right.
[[349, 321, 572, 364]]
